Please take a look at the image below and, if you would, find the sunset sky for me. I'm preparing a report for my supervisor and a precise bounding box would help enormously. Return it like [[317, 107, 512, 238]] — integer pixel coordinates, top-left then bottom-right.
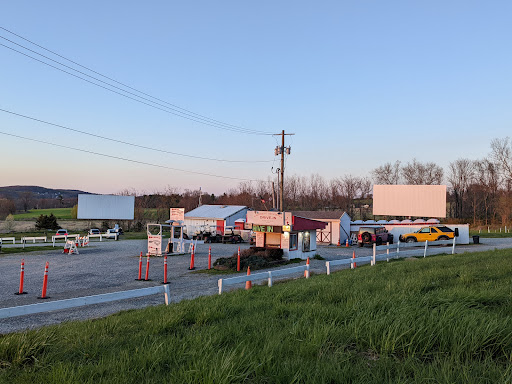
[[1, 1, 511, 195]]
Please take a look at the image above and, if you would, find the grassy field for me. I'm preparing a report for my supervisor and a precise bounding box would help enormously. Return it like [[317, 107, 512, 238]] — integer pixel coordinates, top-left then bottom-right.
[[1, 250, 511, 383], [470, 231, 512, 238], [12, 208, 73, 220]]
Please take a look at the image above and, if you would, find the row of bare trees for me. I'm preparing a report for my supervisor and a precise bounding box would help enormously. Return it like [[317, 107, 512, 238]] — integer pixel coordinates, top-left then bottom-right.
[[448, 138, 512, 225], [121, 137, 512, 226]]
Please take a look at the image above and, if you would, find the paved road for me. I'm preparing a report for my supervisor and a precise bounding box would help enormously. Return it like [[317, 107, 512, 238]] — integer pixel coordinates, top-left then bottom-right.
[[0, 237, 510, 334]]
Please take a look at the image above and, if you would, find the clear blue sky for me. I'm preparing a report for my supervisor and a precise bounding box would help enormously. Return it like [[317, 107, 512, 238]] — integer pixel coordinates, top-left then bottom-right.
[[1, 1, 511, 195]]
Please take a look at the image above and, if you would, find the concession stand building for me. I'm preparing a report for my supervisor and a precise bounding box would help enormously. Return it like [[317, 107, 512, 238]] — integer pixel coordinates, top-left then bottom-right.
[[246, 211, 327, 260]]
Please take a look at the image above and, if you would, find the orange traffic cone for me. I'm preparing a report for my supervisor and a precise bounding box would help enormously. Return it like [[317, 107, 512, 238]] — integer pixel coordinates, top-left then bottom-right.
[[351, 250, 357, 269], [304, 257, 310, 277], [245, 266, 252, 290], [345, 238, 349, 247], [337, 238, 341, 246]]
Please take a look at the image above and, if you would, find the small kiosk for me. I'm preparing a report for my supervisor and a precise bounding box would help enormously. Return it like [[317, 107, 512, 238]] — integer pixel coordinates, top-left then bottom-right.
[[246, 211, 327, 260], [147, 221, 192, 256]]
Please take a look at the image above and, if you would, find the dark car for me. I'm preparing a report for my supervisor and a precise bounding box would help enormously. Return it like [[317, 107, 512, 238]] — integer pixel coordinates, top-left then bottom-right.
[[357, 226, 393, 247]]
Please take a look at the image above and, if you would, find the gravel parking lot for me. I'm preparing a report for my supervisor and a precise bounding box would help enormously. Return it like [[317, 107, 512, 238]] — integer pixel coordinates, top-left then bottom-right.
[[1, 237, 511, 334]]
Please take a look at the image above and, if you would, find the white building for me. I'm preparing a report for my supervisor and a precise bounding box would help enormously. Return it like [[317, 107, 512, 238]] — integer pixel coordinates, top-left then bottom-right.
[[246, 211, 327, 260], [184, 205, 248, 236], [292, 211, 351, 245]]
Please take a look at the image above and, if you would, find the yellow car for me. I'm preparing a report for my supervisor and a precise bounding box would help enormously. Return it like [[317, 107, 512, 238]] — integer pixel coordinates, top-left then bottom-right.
[[399, 226, 456, 243]]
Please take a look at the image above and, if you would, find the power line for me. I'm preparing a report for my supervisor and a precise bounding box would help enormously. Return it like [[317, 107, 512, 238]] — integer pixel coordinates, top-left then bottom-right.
[[0, 130, 266, 182], [0, 107, 273, 163], [0, 25, 264, 134], [0, 40, 270, 136]]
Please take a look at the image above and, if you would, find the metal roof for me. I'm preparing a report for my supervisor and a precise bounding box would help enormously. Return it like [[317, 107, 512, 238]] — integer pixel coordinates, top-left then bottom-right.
[[291, 210, 347, 220], [185, 205, 247, 220]]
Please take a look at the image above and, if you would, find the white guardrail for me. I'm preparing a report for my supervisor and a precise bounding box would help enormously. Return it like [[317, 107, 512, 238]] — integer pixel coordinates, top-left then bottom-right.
[[21, 236, 47, 245], [1, 237, 16, 244], [52, 234, 80, 247], [0, 285, 170, 320], [218, 264, 310, 294], [326, 238, 456, 275]]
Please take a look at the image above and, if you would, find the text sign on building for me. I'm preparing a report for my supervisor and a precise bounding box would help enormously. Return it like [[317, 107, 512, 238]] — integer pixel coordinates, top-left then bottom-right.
[[255, 232, 265, 247], [253, 225, 282, 233], [247, 211, 292, 226], [169, 208, 185, 221]]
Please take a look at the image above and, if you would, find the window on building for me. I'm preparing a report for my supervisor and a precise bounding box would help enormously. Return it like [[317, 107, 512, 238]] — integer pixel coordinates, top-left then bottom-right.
[[266, 233, 281, 248], [289, 233, 298, 250]]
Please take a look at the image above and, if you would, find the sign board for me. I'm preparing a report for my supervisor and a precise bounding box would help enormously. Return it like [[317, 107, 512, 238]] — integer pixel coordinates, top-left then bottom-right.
[[170, 208, 185, 222], [255, 232, 265, 247], [247, 211, 293, 226], [77, 194, 135, 220], [148, 235, 162, 256], [253, 225, 282, 233], [373, 185, 447, 218]]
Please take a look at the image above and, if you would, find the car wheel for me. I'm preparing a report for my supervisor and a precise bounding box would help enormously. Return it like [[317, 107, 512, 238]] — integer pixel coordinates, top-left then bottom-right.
[[389, 238, 394, 245], [406, 237, 416, 243], [376, 237, 383, 246], [361, 232, 371, 243]]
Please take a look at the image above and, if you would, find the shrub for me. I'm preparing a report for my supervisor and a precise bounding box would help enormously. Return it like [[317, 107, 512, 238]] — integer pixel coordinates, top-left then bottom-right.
[[213, 247, 284, 271], [35, 214, 60, 230]]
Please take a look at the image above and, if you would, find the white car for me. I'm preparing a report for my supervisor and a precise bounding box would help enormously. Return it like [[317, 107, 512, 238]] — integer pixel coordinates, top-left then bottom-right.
[[55, 229, 68, 236], [89, 229, 100, 235], [104, 229, 121, 239]]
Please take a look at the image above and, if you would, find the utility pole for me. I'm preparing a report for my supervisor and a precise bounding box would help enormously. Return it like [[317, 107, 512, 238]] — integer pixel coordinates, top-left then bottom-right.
[[273, 130, 294, 212]]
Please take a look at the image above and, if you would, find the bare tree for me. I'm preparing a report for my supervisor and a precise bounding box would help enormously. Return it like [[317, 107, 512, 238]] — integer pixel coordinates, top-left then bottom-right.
[[20, 192, 33, 212], [448, 158, 474, 219], [490, 137, 512, 185], [371, 161, 401, 185], [402, 159, 444, 185]]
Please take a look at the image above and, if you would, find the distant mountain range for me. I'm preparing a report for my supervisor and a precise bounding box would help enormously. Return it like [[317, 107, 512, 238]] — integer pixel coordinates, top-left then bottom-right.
[[0, 186, 91, 200]]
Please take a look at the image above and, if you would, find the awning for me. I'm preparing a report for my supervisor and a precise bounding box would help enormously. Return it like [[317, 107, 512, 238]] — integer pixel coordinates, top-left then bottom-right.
[[292, 216, 327, 231]]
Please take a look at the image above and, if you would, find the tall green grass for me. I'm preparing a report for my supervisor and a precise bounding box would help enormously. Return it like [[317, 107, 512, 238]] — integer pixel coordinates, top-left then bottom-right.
[[1, 249, 511, 383]]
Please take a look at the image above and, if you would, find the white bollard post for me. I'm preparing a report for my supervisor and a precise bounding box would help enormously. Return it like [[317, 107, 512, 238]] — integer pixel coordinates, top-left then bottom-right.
[[372, 243, 376, 266], [218, 279, 223, 295], [397, 241, 400, 259], [386, 242, 390, 262], [268, 271, 273, 287], [305, 264, 310, 279], [326, 261, 331, 276], [424, 240, 428, 258], [479, 229, 481, 234], [452, 237, 456, 255], [488, 226, 490, 233]]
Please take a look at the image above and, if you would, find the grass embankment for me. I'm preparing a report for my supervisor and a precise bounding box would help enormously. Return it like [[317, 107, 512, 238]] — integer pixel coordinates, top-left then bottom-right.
[[1, 250, 512, 383]]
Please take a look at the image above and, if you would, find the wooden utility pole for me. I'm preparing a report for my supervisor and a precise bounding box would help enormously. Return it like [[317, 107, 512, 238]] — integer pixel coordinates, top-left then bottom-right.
[[273, 130, 294, 212]]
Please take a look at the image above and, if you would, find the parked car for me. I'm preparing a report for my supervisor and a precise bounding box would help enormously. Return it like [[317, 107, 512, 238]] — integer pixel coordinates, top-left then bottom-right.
[[55, 229, 68, 236], [357, 226, 393, 247], [89, 228, 100, 235], [399, 226, 457, 243], [104, 228, 122, 239]]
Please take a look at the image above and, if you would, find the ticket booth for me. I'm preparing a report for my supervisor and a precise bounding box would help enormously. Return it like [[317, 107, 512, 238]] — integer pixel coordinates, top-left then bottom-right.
[[247, 211, 327, 260]]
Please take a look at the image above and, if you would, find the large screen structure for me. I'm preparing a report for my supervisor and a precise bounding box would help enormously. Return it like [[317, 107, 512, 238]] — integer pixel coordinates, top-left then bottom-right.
[[77, 194, 135, 220], [373, 185, 446, 218]]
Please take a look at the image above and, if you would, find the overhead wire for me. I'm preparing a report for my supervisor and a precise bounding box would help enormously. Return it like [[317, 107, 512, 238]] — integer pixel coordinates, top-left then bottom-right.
[[0, 130, 267, 182], [0, 26, 264, 133], [0, 38, 270, 135], [0, 107, 273, 163]]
